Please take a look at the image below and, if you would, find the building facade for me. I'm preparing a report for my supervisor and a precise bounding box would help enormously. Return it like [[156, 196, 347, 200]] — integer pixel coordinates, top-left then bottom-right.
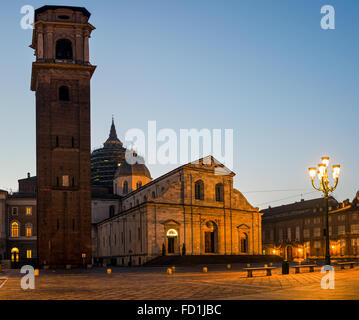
[[30, 5, 96, 267], [261, 194, 359, 261], [0, 175, 38, 267], [94, 156, 262, 266]]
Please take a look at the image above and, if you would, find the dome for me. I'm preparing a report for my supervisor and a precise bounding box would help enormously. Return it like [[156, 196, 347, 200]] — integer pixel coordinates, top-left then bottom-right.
[[115, 159, 151, 179], [91, 118, 127, 190]]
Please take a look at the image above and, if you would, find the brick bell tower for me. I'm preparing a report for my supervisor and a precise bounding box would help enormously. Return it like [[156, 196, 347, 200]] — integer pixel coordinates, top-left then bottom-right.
[[30, 6, 96, 267]]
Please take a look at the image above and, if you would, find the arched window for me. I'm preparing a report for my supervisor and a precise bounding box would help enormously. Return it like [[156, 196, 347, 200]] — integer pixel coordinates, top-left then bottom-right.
[[11, 222, 19, 237], [195, 180, 204, 200], [59, 86, 70, 101], [136, 182, 142, 189], [11, 248, 19, 262], [166, 229, 178, 237], [215, 183, 224, 202], [240, 233, 248, 253], [56, 39, 73, 60], [109, 206, 115, 218], [123, 181, 128, 194]]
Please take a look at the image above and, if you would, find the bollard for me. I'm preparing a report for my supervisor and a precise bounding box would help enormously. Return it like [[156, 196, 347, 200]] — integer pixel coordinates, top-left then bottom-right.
[[107, 268, 112, 275], [34, 269, 39, 276], [227, 264, 231, 269], [203, 267, 208, 273], [167, 268, 173, 275]]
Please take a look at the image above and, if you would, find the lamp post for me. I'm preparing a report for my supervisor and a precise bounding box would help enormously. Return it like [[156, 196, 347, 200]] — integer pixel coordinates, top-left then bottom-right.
[[308, 157, 340, 266]]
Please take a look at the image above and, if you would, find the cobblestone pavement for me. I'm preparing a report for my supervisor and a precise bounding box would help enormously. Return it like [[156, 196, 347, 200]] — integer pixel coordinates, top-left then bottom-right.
[[0, 265, 358, 300]]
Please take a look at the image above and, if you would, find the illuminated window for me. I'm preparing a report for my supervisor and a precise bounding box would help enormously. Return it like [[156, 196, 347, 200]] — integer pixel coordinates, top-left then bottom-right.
[[11, 222, 19, 238], [11, 248, 19, 262], [166, 229, 178, 237], [62, 175, 69, 187], [26, 226, 32, 237], [27, 250, 32, 259], [314, 228, 321, 237], [26, 207, 32, 215], [338, 225, 345, 235], [351, 224, 359, 234]]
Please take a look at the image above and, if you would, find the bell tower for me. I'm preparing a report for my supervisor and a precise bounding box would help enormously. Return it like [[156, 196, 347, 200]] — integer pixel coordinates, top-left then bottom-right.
[[30, 6, 96, 267]]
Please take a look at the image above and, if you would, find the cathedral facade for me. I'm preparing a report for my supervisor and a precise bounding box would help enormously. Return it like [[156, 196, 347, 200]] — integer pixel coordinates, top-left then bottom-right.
[[94, 156, 262, 266]]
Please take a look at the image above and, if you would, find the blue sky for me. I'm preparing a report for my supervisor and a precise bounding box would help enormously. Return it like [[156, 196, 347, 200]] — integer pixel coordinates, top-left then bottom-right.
[[0, 0, 358, 209]]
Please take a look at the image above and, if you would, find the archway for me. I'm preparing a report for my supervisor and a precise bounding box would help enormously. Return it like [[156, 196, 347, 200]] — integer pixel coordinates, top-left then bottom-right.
[[11, 247, 19, 262], [56, 39, 73, 60]]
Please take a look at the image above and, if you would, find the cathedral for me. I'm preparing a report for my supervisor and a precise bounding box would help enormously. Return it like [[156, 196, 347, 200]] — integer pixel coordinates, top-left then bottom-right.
[[0, 5, 262, 268], [91, 123, 262, 266]]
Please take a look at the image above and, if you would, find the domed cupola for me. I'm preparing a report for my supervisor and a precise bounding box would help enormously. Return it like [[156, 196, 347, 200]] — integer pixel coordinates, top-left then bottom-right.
[[113, 155, 152, 196], [91, 117, 127, 191]]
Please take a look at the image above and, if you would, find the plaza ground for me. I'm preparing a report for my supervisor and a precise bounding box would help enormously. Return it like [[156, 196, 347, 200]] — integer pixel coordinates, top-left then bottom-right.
[[0, 263, 358, 300]]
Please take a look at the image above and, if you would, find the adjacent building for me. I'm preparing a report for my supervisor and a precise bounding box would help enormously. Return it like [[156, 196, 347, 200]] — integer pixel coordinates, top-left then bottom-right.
[[261, 193, 359, 261]]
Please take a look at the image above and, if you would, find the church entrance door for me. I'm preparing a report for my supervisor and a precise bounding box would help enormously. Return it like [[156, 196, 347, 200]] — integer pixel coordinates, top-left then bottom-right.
[[168, 237, 175, 254], [205, 232, 215, 253]]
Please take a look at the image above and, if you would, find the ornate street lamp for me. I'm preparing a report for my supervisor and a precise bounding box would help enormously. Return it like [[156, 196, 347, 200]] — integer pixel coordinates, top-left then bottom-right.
[[308, 157, 340, 265]]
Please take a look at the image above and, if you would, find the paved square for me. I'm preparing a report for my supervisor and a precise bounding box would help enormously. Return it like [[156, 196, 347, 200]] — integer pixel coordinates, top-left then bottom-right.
[[0, 265, 358, 300]]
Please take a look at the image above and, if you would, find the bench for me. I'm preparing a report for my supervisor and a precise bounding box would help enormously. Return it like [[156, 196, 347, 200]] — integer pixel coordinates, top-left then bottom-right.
[[292, 264, 317, 274], [242, 266, 276, 277], [336, 262, 356, 269]]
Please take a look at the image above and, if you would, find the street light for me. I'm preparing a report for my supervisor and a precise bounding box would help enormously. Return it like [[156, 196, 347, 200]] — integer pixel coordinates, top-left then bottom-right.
[[308, 156, 340, 265]]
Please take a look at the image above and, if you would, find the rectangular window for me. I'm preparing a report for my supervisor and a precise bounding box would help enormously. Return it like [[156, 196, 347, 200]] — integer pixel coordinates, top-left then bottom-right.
[[62, 175, 70, 187], [314, 228, 320, 237], [27, 250, 32, 259], [26, 227, 32, 237], [352, 239, 358, 255], [12, 207, 18, 216], [138, 228, 141, 241], [295, 226, 300, 241], [287, 228, 291, 241], [303, 229, 310, 239], [270, 229, 274, 241], [26, 207, 32, 215], [329, 226, 332, 236], [338, 225, 345, 235], [314, 241, 321, 249], [278, 228, 283, 241], [351, 224, 359, 234]]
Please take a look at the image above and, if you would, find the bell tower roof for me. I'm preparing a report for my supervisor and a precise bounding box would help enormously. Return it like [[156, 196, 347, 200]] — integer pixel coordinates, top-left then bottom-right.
[[35, 5, 91, 21]]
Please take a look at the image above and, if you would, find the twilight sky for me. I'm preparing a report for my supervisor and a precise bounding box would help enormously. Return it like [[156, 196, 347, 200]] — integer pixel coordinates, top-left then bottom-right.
[[0, 0, 358, 209]]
